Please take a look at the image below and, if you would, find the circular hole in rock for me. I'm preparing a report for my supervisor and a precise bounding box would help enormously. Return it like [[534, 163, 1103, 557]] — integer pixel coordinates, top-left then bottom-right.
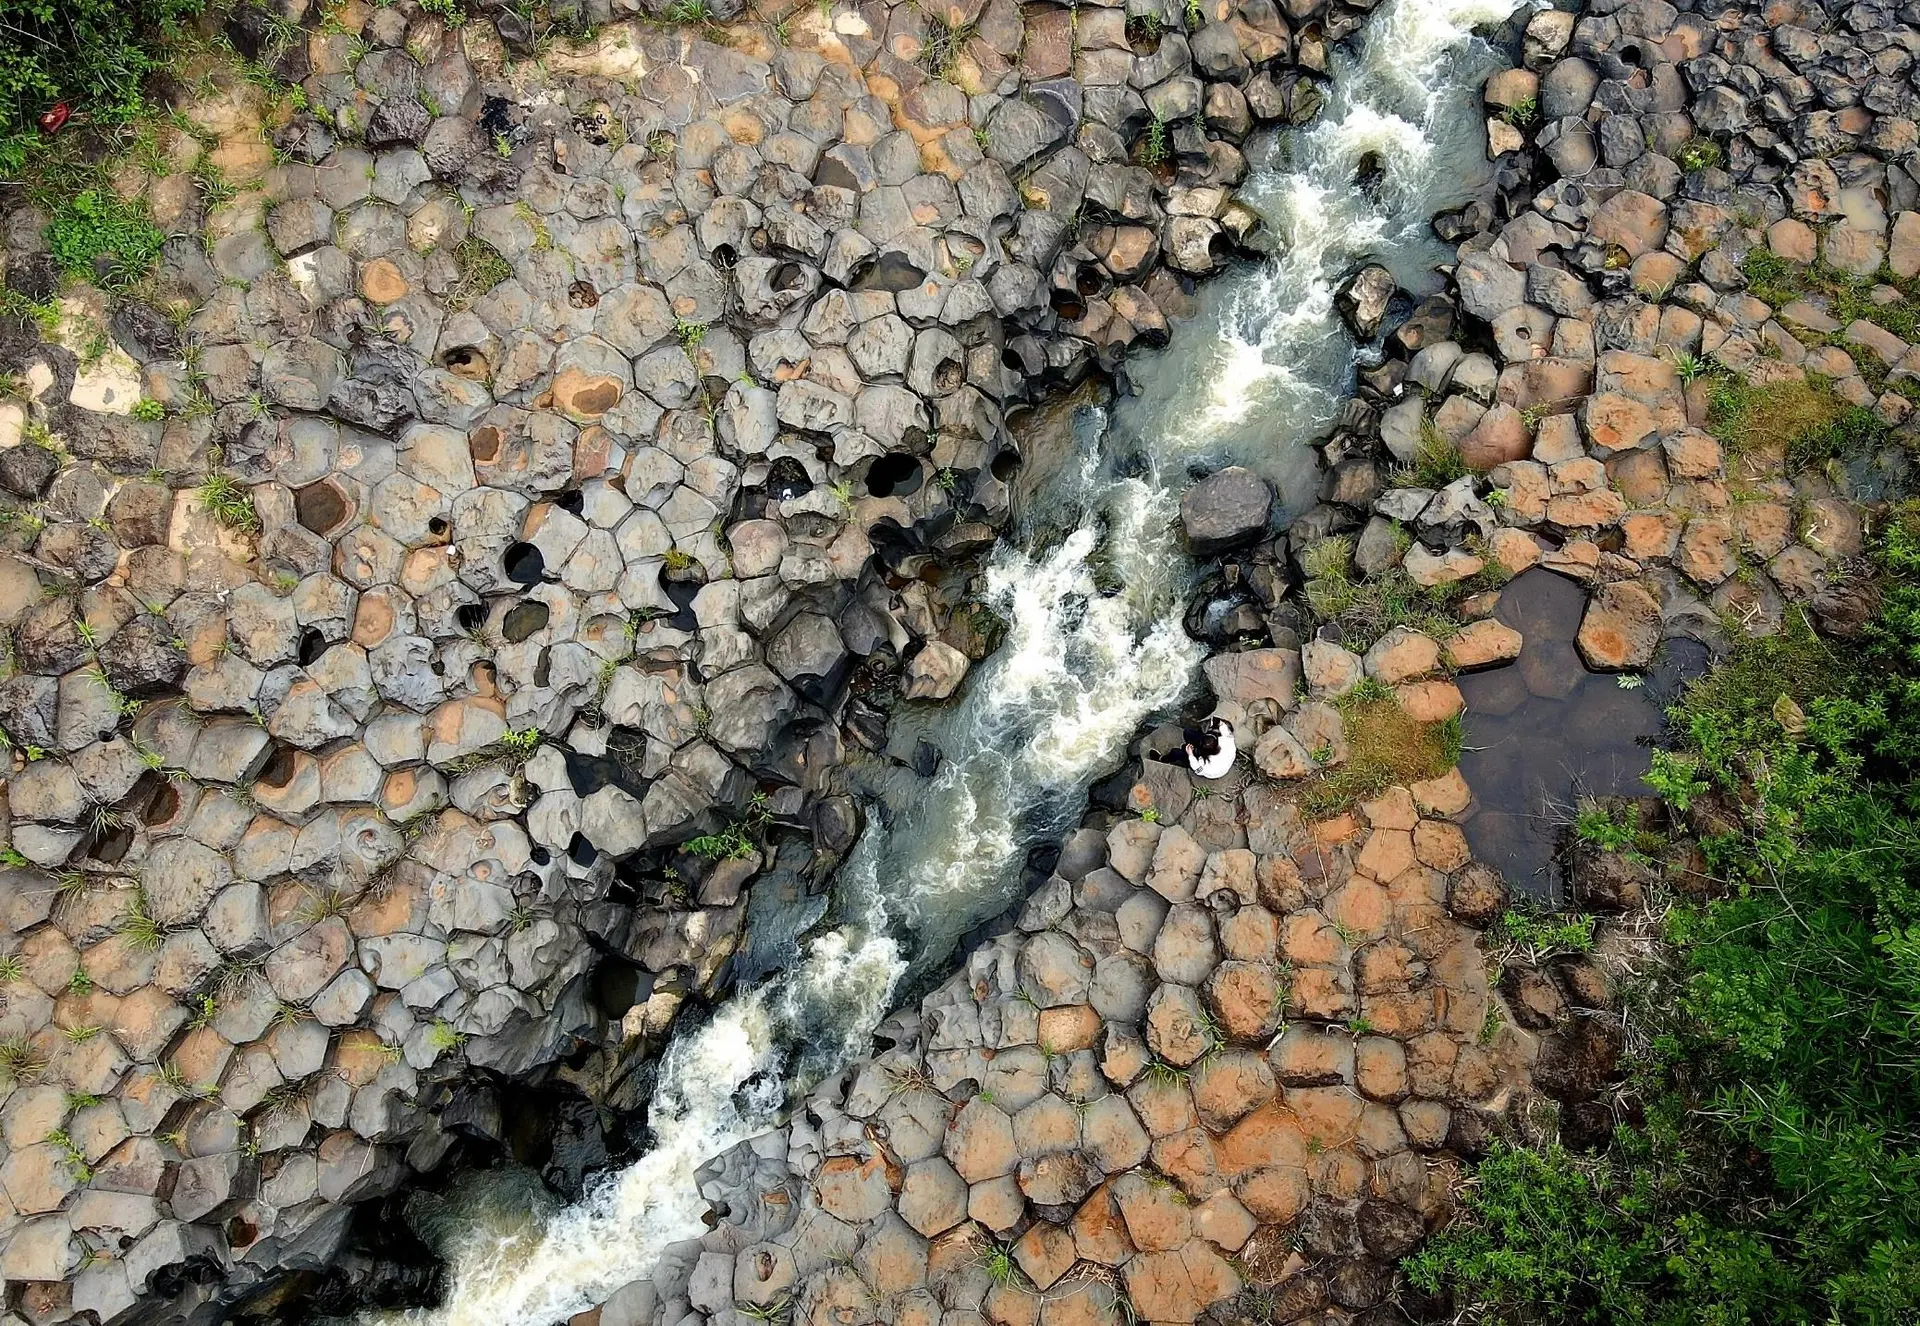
[[991, 448, 1021, 482], [712, 244, 738, 270], [556, 490, 585, 516], [1049, 288, 1085, 320], [443, 346, 491, 381], [1001, 346, 1025, 370], [503, 542, 545, 584], [502, 601, 549, 643], [772, 261, 806, 291], [1076, 264, 1106, 298], [567, 280, 600, 308], [932, 355, 964, 393], [256, 745, 299, 791], [297, 628, 327, 666], [1619, 41, 1643, 66], [567, 833, 599, 867], [658, 572, 701, 630], [455, 602, 487, 633], [142, 780, 179, 827], [428, 516, 450, 539], [86, 820, 131, 865], [295, 481, 350, 535], [766, 457, 813, 502], [530, 844, 551, 866], [867, 453, 924, 498], [470, 424, 503, 463]]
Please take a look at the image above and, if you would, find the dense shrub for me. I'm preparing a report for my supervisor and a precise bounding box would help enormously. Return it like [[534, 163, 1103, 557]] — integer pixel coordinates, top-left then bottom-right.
[[1411, 503, 1920, 1324], [0, 0, 204, 172]]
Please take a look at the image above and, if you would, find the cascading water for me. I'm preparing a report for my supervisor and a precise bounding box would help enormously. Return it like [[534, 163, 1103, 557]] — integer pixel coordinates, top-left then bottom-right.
[[363, 0, 1521, 1319]]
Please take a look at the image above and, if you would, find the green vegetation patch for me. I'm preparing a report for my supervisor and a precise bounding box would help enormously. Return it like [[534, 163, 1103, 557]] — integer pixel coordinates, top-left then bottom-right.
[[45, 188, 166, 288], [0, 0, 205, 170], [1299, 680, 1460, 816], [1411, 502, 1920, 1325], [1704, 372, 1888, 471]]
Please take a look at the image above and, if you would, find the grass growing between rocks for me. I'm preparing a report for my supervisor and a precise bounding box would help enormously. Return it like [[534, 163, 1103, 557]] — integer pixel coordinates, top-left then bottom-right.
[[1298, 681, 1459, 817], [1704, 372, 1888, 471], [1743, 247, 1920, 343], [1409, 504, 1920, 1324], [1388, 424, 1467, 489], [1300, 540, 1501, 650]]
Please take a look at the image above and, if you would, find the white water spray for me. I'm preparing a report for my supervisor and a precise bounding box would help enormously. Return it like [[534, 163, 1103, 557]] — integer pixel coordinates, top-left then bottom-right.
[[369, 0, 1521, 1317]]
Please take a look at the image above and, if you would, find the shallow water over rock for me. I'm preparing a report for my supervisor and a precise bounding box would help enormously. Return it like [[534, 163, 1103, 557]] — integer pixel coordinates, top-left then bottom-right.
[[1456, 569, 1709, 901]]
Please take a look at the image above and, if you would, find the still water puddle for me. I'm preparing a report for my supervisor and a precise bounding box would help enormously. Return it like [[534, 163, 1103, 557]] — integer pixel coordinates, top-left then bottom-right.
[[1456, 569, 1708, 901]]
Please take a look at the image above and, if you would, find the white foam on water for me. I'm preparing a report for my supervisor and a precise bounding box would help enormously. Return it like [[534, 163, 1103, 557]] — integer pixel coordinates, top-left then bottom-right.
[[366, 0, 1523, 1317]]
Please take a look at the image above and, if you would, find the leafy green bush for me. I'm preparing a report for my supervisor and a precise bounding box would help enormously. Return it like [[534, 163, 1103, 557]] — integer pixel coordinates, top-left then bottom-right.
[[45, 188, 165, 286], [0, 0, 204, 172], [1415, 503, 1920, 1325]]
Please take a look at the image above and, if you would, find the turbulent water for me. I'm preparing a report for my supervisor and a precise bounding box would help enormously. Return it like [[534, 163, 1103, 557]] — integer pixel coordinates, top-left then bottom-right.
[[369, 1, 1523, 1320]]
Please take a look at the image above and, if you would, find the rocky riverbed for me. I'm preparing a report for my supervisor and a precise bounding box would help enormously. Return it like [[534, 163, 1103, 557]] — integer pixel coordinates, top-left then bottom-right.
[[0, 0, 1910, 1315]]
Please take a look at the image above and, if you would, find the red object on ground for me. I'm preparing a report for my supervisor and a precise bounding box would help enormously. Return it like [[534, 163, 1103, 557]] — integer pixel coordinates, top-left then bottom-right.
[[37, 103, 69, 134]]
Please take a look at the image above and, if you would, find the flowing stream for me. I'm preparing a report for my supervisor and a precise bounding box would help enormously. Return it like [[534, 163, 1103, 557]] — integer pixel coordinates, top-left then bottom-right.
[[364, 1, 1521, 1319]]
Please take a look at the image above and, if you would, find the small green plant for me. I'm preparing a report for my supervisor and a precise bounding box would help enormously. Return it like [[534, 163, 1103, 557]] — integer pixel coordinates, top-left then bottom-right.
[[664, 0, 714, 21], [1675, 136, 1722, 172], [428, 1019, 466, 1052], [1141, 114, 1168, 166], [447, 236, 512, 312], [198, 472, 260, 534], [419, 0, 467, 23], [501, 727, 541, 753], [1493, 908, 1596, 962], [0, 954, 20, 984], [120, 888, 164, 951], [183, 993, 217, 1030], [0, 845, 27, 868], [919, 13, 978, 79], [1140, 806, 1160, 824], [976, 1241, 1024, 1287], [1668, 350, 1710, 384], [1574, 804, 1639, 853], [674, 318, 707, 350], [0, 1037, 44, 1083], [1644, 750, 1708, 813], [61, 1023, 101, 1044], [1499, 94, 1538, 127], [1391, 422, 1470, 488], [46, 189, 166, 288], [131, 398, 166, 421]]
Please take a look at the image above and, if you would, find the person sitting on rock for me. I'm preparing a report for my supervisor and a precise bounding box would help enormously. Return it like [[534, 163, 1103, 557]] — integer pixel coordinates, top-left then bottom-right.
[[1184, 717, 1237, 780]]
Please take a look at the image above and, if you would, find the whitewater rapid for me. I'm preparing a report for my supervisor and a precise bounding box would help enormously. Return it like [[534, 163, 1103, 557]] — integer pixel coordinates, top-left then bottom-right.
[[365, 0, 1523, 1317]]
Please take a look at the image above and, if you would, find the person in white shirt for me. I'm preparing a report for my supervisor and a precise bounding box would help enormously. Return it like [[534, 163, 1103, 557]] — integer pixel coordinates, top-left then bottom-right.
[[1184, 716, 1237, 780]]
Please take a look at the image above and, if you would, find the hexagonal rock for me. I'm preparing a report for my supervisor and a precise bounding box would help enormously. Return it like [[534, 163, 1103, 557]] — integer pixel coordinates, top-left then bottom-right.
[[814, 1153, 891, 1221], [898, 1157, 969, 1237], [1013, 1220, 1079, 1290], [1151, 906, 1218, 986], [1017, 1150, 1102, 1208], [1444, 620, 1522, 670], [1363, 627, 1440, 685], [1112, 1171, 1192, 1252], [944, 1097, 1018, 1183], [1145, 983, 1214, 1067], [1081, 1095, 1151, 1174], [1189, 1051, 1277, 1131], [1203, 961, 1283, 1044], [140, 838, 231, 928], [1575, 581, 1661, 670], [1121, 1240, 1242, 1324], [1017, 931, 1094, 1007]]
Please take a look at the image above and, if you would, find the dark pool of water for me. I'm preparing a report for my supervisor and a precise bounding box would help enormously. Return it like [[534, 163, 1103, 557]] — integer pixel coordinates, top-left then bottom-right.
[[1455, 569, 1709, 902]]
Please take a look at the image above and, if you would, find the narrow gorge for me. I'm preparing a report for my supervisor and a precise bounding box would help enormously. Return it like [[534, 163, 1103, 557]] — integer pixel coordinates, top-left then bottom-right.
[[0, 0, 1911, 1316]]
